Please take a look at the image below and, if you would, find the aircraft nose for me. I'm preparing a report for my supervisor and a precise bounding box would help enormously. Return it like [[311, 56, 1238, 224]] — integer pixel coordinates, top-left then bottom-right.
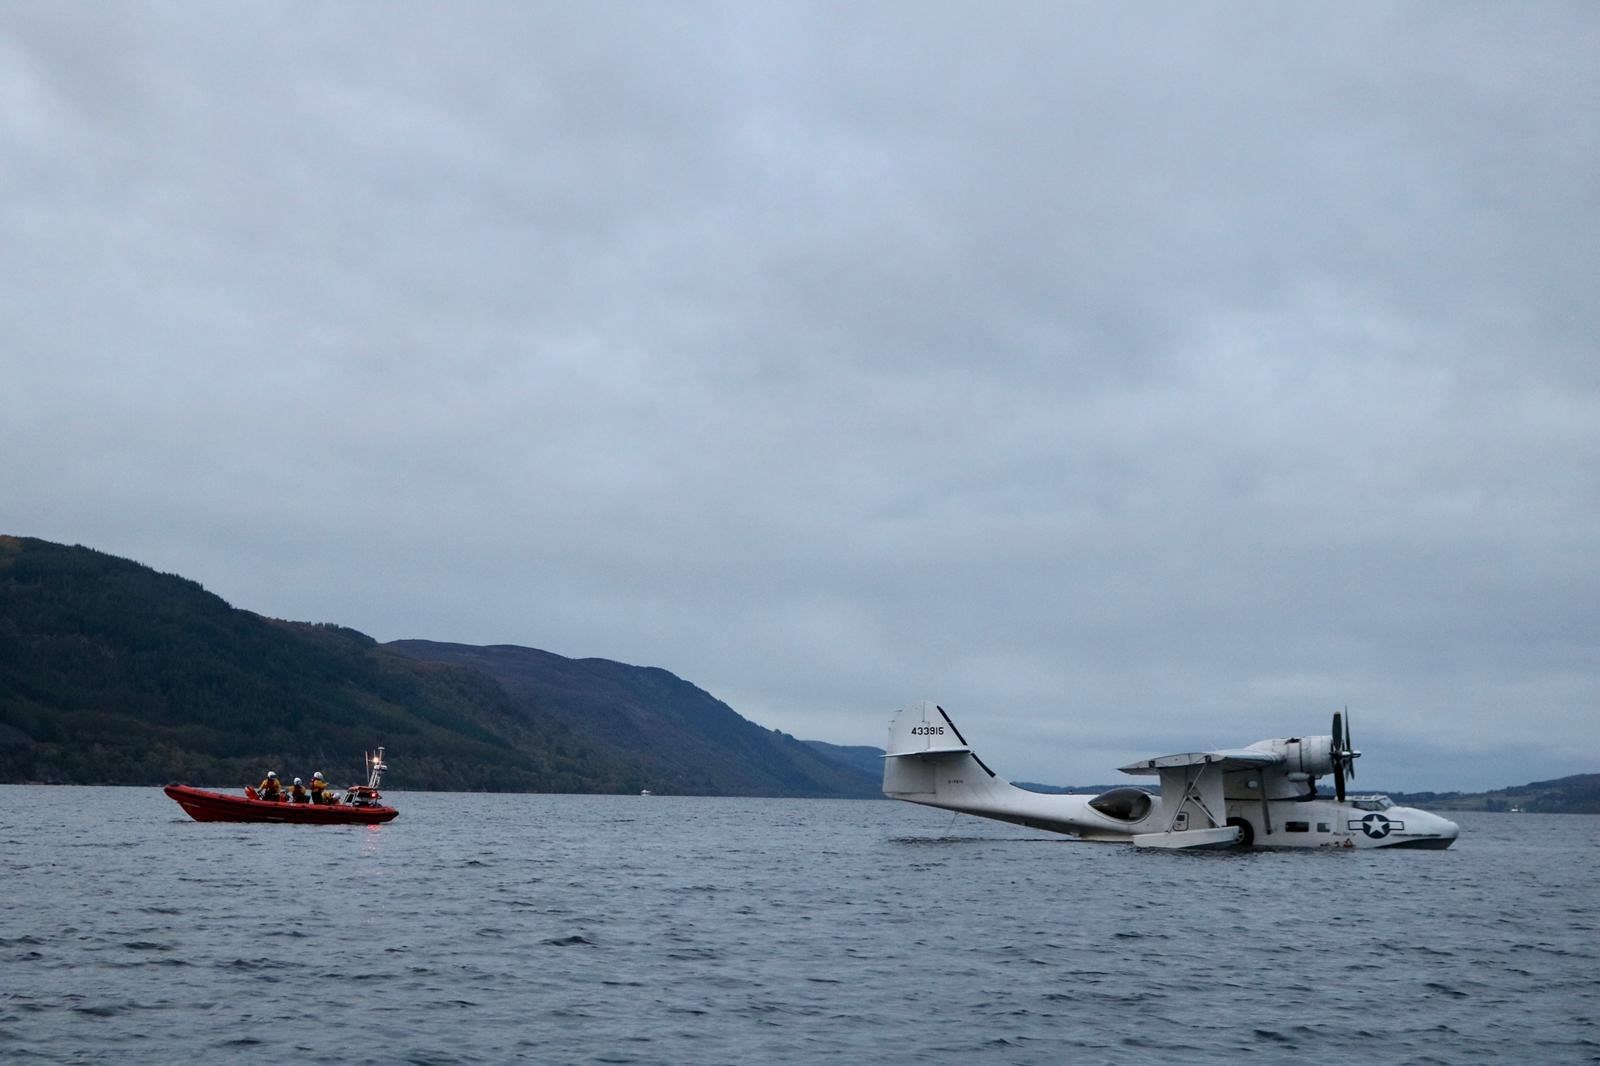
[[1421, 811, 1460, 845], [1397, 807, 1459, 847]]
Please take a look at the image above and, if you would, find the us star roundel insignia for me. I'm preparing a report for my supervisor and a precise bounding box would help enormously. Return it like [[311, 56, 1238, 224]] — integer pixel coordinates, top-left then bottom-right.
[[1348, 812, 1405, 839]]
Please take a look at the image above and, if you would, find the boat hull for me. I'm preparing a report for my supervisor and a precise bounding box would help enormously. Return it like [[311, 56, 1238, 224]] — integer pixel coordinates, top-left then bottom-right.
[[163, 784, 398, 824]]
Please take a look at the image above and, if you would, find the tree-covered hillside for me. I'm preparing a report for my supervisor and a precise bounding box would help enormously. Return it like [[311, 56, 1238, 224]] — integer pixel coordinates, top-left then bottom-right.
[[385, 641, 878, 797], [1389, 774, 1600, 814], [0, 536, 876, 796]]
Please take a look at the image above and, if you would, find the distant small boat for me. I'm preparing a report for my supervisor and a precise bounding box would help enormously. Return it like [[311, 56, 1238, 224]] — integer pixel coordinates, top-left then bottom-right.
[[640, 789, 653, 796], [164, 748, 397, 825]]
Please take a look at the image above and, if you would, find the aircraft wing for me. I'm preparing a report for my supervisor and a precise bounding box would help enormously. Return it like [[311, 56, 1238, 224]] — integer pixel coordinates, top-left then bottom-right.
[[1118, 748, 1282, 776]]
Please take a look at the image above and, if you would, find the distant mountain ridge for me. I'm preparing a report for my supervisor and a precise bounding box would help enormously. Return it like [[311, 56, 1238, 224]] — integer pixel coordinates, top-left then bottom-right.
[[1387, 774, 1600, 815], [0, 535, 877, 796], [801, 740, 885, 781], [386, 641, 877, 797]]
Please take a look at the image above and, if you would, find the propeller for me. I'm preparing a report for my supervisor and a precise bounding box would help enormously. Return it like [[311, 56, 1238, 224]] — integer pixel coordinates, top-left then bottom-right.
[[1344, 709, 1356, 782], [1331, 711, 1346, 802], [1331, 707, 1358, 802]]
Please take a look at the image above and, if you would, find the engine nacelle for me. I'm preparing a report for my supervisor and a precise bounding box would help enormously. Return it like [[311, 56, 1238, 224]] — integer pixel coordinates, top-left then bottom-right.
[[1248, 735, 1334, 776]]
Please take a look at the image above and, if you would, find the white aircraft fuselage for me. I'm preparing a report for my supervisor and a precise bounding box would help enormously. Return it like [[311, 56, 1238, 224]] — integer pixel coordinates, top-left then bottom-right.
[[883, 702, 1459, 850]]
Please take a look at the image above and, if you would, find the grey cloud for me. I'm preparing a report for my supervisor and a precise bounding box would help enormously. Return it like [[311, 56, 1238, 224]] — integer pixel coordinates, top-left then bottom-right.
[[2, 3, 1596, 792]]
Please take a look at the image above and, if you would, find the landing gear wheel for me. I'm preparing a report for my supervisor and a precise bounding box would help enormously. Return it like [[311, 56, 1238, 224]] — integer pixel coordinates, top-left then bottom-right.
[[1226, 817, 1254, 848]]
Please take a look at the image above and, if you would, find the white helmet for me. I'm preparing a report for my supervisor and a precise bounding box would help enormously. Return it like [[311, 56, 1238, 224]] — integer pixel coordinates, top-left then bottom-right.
[[312, 771, 324, 780], [267, 771, 278, 779], [293, 777, 303, 785]]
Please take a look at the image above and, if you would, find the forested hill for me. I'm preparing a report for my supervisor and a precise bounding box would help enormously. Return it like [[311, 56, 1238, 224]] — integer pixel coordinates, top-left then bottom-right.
[[386, 641, 877, 797], [0, 535, 877, 796], [802, 740, 886, 781], [1388, 774, 1600, 815]]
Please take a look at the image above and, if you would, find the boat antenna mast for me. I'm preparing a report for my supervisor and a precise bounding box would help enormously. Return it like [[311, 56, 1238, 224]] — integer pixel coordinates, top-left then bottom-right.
[[366, 747, 388, 790]]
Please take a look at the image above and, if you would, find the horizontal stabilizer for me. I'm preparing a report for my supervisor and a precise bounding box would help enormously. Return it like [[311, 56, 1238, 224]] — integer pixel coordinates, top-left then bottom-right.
[[882, 746, 972, 760]]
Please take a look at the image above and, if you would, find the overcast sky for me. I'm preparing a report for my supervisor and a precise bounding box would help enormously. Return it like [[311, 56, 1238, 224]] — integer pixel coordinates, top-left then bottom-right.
[[3, 3, 1596, 792]]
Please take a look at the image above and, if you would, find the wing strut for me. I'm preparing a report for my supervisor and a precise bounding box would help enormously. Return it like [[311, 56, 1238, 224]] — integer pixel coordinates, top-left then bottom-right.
[[1169, 763, 1226, 831]]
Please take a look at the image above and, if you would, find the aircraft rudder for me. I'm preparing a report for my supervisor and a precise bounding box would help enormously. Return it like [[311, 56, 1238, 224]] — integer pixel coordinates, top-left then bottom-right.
[[884, 700, 965, 757]]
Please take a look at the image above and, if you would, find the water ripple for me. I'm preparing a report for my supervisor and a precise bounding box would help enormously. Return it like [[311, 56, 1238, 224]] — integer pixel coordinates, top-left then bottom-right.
[[0, 787, 1596, 1064]]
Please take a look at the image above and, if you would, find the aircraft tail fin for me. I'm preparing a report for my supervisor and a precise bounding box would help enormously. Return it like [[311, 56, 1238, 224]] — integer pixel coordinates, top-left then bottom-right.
[[882, 701, 1001, 798]]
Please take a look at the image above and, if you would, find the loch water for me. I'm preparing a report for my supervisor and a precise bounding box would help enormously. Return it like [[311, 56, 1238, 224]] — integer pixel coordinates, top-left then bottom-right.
[[1, 785, 1596, 1064]]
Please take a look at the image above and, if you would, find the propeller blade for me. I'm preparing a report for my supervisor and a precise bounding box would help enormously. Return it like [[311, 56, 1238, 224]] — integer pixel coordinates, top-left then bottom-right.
[[1331, 708, 1348, 800], [1344, 707, 1355, 780]]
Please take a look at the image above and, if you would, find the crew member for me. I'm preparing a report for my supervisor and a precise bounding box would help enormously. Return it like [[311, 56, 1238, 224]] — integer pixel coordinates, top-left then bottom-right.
[[309, 771, 333, 804], [257, 771, 283, 801], [289, 777, 308, 803]]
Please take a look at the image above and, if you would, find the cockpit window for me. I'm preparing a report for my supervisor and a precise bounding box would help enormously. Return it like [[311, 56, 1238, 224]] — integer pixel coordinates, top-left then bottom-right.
[[1088, 787, 1154, 822], [1351, 795, 1393, 811]]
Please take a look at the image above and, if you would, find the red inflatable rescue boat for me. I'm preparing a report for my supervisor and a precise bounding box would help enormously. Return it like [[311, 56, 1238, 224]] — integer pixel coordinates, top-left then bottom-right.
[[165, 748, 398, 824]]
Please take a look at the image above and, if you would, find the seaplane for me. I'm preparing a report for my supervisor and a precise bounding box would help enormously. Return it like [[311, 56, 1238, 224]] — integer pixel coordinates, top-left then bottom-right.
[[883, 701, 1458, 850]]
